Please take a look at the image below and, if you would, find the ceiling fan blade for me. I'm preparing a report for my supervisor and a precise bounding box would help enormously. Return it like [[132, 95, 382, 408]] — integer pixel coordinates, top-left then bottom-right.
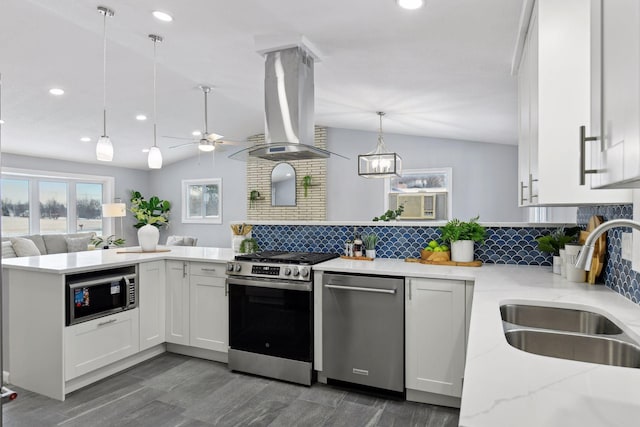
[[169, 141, 198, 149], [217, 139, 247, 146], [205, 132, 225, 141], [163, 135, 194, 141]]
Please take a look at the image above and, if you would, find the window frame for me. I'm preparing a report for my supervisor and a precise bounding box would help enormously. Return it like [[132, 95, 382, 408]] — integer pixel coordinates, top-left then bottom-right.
[[383, 167, 453, 220], [1, 167, 115, 236], [181, 178, 223, 224]]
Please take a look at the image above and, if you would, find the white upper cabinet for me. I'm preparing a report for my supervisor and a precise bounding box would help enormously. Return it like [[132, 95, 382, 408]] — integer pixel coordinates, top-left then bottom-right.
[[590, 0, 640, 188], [517, 0, 631, 204]]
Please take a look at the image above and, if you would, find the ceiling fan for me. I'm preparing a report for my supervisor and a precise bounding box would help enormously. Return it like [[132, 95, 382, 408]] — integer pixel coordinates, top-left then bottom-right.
[[165, 85, 242, 152]]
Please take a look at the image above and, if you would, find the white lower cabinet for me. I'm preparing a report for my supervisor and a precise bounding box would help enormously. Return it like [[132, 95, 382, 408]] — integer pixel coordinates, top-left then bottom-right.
[[165, 260, 190, 345], [405, 277, 466, 399], [189, 264, 228, 352], [139, 261, 166, 351], [64, 309, 139, 381]]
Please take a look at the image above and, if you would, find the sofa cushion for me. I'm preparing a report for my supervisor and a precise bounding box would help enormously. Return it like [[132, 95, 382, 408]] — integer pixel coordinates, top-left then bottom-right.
[[42, 234, 68, 254], [10, 237, 41, 257], [24, 235, 47, 255], [2, 241, 17, 258], [65, 235, 93, 253]]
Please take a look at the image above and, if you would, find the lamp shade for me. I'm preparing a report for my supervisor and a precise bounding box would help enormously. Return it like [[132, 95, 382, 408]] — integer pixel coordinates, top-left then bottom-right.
[[148, 146, 163, 169], [358, 152, 402, 178], [102, 202, 126, 218], [96, 136, 114, 162]]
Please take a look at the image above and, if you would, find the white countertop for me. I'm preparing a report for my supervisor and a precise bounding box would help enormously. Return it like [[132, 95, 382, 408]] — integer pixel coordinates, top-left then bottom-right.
[[316, 258, 640, 426], [1, 246, 235, 274]]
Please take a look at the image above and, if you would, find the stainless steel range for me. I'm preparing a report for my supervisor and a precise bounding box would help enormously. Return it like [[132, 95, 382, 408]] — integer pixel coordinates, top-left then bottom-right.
[[226, 251, 340, 386]]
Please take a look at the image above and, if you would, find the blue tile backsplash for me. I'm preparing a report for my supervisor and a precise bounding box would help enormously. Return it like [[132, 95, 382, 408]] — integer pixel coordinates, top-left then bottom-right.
[[252, 224, 556, 266], [577, 204, 640, 303]]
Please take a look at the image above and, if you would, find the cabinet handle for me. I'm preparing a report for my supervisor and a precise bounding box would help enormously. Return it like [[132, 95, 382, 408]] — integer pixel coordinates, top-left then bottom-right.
[[183, 262, 187, 278], [97, 318, 117, 327], [579, 125, 600, 185], [200, 268, 217, 272], [519, 181, 528, 204], [225, 282, 228, 297], [529, 173, 538, 201], [408, 279, 412, 301]]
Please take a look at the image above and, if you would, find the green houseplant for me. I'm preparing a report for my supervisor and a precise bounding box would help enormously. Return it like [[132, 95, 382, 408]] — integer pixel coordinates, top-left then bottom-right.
[[362, 233, 379, 259], [372, 205, 404, 222], [239, 238, 260, 254], [536, 227, 580, 274], [91, 235, 125, 249], [130, 190, 171, 229], [439, 216, 486, 262], [302, 175, 312, 197]]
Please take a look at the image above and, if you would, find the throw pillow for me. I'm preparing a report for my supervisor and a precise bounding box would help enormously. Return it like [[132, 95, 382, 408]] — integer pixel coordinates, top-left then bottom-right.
[[166, 236, 185, 246], [10, 237, 42, 257], [65, 236, 92, 253], [2, 241, 17, 258]]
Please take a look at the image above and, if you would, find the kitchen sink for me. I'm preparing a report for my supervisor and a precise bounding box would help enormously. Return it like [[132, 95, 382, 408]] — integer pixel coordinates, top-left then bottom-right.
[[504, 329, 640, 368], [500, 304, 623, 335]]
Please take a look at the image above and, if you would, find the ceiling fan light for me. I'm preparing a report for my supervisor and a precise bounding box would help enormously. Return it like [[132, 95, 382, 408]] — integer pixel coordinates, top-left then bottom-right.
[[396, 0, 424, 10], [96, 136, 114, 162], [198, 141, 215, 152], [148, 146, 163, 169]]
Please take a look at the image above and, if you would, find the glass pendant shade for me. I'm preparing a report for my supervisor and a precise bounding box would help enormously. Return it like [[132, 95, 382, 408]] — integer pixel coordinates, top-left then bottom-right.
[[96, 136, 114, 162], [358, 112, 402, 178], [148, 146, 163, 169]]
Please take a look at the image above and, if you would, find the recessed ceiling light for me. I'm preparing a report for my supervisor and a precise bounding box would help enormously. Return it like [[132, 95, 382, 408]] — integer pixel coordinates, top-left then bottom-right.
[[80, 137, 91, 142], [136, 114, 147, 121], [152, 10, 173, 22], [142, 148, 150, 153], [192, 130, 202, 136], [396, 0, 424, 10], [49, 88, 65, 96]]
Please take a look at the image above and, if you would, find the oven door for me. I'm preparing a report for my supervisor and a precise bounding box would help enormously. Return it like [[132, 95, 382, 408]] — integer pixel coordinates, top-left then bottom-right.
[[227, 276, 312, 362]]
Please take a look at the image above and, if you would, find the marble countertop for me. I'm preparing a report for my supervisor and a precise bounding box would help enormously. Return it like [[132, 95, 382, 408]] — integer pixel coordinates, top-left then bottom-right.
[[1, 246, 235, 274], [315, 258, 640, 426]]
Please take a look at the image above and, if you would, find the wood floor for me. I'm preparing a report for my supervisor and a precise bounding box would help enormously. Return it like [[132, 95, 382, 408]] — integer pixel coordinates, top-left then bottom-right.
[[2, 353, 460, 427]]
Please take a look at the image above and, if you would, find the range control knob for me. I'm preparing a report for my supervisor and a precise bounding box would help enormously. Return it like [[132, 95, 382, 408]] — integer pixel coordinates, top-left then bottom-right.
[[292, 267, 300, 277], [299, 267, 310, 278], [234, 263, 242, 272], [284, 267, 292, 276], [227, 263, 234, 272]]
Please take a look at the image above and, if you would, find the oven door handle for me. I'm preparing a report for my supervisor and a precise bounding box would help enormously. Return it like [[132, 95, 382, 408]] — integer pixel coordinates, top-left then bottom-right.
[[226, 277, 311, 292], [324, 284, 396, 295]]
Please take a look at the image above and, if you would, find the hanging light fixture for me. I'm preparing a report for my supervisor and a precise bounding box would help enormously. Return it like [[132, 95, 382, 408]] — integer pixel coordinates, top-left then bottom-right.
[[96, 6, 115, 162], [147, 34, 163, 169], [358, 112, 402, 178]]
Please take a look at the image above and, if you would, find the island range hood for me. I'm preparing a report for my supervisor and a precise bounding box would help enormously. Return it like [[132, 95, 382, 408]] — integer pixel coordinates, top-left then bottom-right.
[[230, 42, 346, 161]]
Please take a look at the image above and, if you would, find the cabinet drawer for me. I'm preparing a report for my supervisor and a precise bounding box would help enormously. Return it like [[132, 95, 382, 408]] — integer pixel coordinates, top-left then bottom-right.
[[64, 309, 139, 381], [190, 262, 226, 278]]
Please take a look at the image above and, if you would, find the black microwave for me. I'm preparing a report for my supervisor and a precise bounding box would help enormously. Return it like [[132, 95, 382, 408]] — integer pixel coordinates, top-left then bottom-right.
[[65, 266, 137, 326]]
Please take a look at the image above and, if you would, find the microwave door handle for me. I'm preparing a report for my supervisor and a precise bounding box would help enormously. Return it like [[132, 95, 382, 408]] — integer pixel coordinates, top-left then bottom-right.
[[67, 273, 136, 289]]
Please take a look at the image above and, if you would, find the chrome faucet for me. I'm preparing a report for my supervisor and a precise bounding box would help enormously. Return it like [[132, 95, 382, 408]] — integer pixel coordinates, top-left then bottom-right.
[[575, 218, 640, 270]]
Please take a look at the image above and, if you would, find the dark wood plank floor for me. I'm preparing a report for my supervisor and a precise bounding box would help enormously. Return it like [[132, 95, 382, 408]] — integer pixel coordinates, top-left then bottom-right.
[[2, 353, 459, 426]]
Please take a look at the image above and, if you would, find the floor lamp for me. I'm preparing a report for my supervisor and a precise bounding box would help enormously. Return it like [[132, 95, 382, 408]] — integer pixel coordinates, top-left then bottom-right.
[[102, 200, 126, 242]]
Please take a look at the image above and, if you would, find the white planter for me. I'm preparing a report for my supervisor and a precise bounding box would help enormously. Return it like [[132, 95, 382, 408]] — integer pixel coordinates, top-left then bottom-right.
[[553, 255, 562, 274], [365, 249, 376, 259], [138, 224, 160, 252], [451, 240, 474, 263]]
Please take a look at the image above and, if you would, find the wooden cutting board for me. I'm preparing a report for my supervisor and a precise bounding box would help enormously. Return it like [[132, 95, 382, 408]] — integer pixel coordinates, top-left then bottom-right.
[[579, 215, 606, 284]]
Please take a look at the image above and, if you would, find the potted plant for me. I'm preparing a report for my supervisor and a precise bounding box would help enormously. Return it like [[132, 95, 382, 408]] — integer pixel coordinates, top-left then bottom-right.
[[302, 175, 312, 197], [91, 235, 125, 249], [130, 190, 171, 252], [372, 205, 404, 222], [249, 190, 260, 209], [239, 237, 260, 254], [536, 227, 580, 274], [439, 216, 486, 262], [362, 233, 379, 259]]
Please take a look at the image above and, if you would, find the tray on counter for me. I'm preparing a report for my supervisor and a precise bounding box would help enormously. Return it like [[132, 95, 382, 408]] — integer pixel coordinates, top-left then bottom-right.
[[340, 255, 374, 261], [405, 257, 482, 267]]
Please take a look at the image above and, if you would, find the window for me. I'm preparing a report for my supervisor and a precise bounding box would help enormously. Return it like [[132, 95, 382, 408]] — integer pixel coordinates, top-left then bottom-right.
[[1, 168, 114, 237], [182, 178, 222, 224], [384, 168, 453, 221]]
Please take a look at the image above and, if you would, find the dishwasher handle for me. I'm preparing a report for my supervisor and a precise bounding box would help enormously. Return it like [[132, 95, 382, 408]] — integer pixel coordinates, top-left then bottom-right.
[[324, 284, 396, 295]]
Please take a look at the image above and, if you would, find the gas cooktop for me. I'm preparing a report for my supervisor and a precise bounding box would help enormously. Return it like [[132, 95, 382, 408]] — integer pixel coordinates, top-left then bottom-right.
[[234, 251, 340, 265]]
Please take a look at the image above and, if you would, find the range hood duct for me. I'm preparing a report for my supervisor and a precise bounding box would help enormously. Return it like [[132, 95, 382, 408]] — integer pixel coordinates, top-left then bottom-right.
[[230, 45, 346, 162]]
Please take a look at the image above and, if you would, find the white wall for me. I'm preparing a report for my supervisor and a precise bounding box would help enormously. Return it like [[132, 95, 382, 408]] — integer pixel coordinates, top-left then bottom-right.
[[326, 127, 526, 222], [1, 153, 149, 245]]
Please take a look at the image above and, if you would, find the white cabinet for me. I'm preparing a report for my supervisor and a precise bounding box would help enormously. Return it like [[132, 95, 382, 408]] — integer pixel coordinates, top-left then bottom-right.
[[517, 0, 631, 204], [405, 278, 466, 399], [139, 261, 166, 351], [589, 0, 640, 188], [165, 260, 190, 345], [64, 309, 139, 381], [189, 263, 228, 352]]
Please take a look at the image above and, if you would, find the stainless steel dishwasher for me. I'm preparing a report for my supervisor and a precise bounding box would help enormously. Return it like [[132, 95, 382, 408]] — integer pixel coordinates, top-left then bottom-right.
[[322, 273, 404, 393]]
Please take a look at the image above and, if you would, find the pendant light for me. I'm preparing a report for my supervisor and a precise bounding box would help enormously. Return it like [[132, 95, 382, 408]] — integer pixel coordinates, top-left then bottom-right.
[[96, 6, 114, 162], [358, 112, 402, 178], [147, 34, 163, 169]]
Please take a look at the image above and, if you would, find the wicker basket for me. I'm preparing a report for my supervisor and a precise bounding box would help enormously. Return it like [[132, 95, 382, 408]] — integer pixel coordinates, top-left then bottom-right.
[[420, 250, 451, 262]]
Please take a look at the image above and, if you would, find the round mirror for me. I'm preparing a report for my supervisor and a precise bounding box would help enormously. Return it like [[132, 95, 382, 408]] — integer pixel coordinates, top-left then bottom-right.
[[271, 163, 296, 206]]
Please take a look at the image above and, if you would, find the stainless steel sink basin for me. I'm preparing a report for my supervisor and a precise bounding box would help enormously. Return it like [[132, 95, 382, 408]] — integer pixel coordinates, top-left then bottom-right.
[[505, 329, 640, 368], [500, 304, 623, 335]]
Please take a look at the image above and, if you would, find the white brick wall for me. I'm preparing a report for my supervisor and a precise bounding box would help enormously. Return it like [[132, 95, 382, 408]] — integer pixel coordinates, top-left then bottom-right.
[[247, 127, 327, 221]]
